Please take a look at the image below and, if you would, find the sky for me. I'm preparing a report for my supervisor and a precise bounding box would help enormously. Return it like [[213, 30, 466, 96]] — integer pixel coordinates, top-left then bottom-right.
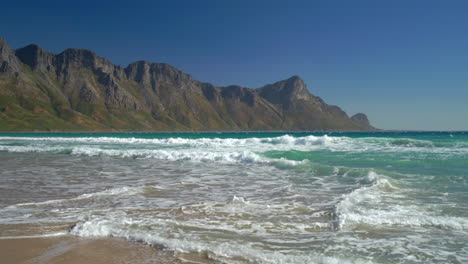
[[1, 0, 467, 130]]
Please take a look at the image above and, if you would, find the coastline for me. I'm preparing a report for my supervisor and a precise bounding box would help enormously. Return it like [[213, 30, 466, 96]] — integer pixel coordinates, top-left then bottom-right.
[[2, 129, 468, 134], [0, 129, 381, 133]]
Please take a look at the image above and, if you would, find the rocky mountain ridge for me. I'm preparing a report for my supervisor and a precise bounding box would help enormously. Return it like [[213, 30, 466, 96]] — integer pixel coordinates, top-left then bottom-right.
[[0, 37, 375, 131]]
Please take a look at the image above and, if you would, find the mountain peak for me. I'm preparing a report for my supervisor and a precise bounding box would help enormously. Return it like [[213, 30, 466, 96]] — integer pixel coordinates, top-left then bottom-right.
[[61, 48, 96, 55], [0, 37, 21, 73], [131, 60, 150, 66], [0, 37, 12, 55], [286, 75, 307, 92], [287, 75, 302, 81], [0, 37, 7, 48], [15, 44, 54, 71], [258, 75, 312, 109], [125, 61, 191, 84], [54, 48, 111, 71], [58, 48, 99, 64], [17, 43, 43, 51]]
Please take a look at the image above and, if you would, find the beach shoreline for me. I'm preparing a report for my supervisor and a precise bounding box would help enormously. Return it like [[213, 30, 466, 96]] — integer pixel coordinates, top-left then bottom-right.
[[0, 235, 189, 264], [1, 132, 466, 263]]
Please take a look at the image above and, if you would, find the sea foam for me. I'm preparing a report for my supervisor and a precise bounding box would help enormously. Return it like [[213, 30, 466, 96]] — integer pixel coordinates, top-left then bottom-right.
[[335, 171, 468, 231], [70, 214, 373, 264], [1, 135, 467, 159]]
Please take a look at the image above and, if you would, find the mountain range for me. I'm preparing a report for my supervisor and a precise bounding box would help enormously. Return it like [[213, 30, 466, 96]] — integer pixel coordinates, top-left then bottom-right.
[[0, 37, 374, 131]]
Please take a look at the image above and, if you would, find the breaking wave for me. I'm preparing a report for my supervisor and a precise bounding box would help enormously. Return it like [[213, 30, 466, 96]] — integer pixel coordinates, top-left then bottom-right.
[[1, 134, 466, 160], [70, 217, 372, 264], [0, 135, 346, 149], [68, 195, 369, 264], [335, 171, 468, 231]]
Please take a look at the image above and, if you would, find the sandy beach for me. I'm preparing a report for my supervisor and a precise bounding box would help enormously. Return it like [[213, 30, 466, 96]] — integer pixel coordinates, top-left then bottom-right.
[[0, 236, 188, 264]]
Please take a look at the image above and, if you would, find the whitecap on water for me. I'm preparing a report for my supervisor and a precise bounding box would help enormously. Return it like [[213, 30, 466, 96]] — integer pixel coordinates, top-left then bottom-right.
[[334, 171, 468, 231]]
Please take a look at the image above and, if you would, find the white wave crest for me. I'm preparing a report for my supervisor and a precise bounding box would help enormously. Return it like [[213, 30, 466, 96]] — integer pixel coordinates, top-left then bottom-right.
[[229, 195, 249, 205], [0, 135, 339, 147], [335, 171, 468, 231], [72, 148, 266, 163], [70, 215, 373, 264], [1, 134, 466, 156]]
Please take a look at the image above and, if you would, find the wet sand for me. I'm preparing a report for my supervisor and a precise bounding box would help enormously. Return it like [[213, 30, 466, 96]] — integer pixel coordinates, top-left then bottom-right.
[[0, 235, 188, 264]]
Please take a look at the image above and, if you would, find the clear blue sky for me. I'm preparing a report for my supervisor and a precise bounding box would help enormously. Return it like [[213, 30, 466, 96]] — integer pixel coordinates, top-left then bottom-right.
[[1, 0, 467, 130]]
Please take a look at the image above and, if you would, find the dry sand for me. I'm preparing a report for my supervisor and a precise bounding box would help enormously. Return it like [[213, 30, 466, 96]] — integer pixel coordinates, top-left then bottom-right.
[[0, 235, 191, 264]]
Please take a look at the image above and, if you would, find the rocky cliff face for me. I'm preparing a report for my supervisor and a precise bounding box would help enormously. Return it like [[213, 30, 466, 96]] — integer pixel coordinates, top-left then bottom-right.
[[0, 37, 375, 131]]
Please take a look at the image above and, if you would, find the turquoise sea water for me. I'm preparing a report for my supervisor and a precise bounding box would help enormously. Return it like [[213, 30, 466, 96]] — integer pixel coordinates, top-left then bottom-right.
[[0, 132, 467, 263]]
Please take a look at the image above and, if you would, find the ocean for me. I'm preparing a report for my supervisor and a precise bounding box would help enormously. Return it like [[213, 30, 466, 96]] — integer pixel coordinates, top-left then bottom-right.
[[0, 132, 467, 263]]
